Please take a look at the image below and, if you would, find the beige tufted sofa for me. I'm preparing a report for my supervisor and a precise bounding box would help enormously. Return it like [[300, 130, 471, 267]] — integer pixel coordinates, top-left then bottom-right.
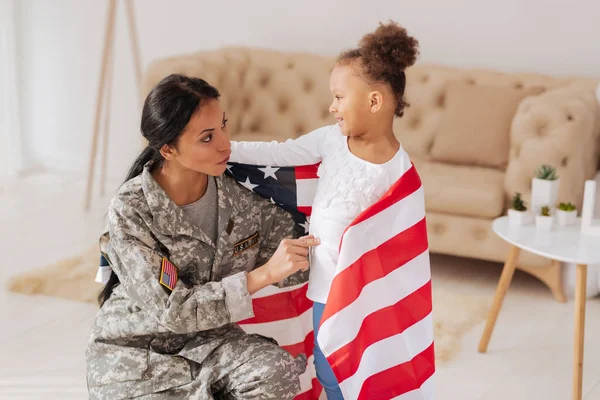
[[142, 47, 600, 299]]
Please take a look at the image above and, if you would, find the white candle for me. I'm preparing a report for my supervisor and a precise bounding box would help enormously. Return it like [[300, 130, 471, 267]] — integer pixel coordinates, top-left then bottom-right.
[[581, 180, 596, 231]]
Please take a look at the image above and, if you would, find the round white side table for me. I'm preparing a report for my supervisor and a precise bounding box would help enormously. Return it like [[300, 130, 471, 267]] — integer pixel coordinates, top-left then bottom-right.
[[478, 216, 600, 400]]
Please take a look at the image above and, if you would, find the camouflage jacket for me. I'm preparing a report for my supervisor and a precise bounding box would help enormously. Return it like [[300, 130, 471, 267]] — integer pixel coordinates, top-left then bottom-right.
[[86, 164, 307, 398]]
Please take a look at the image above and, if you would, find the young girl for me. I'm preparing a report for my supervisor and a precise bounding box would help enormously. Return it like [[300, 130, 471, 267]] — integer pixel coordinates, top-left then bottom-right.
[[230, 22, 424, 399]]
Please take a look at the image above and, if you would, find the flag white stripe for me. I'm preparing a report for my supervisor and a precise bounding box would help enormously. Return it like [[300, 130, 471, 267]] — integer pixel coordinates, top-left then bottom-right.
[[296, 178, 318, 207], [299, 355, 316, 393], [319, 251, 431, 352], [241, 308, 313, 347], [341, 314, 434, 399], [391, 373, 436, 400], [251, 282, 307, 299], [337, 187, 425, 274]]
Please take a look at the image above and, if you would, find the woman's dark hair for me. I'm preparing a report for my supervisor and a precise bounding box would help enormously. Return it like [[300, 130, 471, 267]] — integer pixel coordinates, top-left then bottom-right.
[[338, 20, 419, 117], [97, 74, 220, 307]]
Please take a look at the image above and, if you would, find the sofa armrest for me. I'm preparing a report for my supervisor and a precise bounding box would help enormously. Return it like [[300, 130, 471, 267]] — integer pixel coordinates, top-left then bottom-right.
[[505, 85, 600, 210]]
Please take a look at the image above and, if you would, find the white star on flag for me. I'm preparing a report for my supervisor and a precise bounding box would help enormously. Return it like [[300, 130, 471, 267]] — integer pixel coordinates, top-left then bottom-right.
[[299, 220, 310, 234], [258, 166, 279, 180], [241, 177, 258, 191]]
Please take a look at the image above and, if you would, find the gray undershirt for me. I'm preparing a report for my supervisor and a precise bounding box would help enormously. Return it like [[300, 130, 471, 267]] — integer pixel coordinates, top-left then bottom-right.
[[179, 177, 219, 244]]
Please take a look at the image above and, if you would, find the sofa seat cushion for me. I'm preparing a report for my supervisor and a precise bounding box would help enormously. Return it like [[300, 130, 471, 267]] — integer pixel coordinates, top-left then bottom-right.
[[413, 158, 506, 219]]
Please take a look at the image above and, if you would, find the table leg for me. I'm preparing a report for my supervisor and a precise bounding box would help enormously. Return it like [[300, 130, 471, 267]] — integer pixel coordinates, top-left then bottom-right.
[[478, 245, 520, 353], [572, 264, 587, 400]]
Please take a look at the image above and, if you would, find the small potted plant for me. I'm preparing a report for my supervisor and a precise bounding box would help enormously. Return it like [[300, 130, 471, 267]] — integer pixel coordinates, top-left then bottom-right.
[[508, 192, 531, 225], [536, 205, 554, 231], [531, 164, 560, 216], [556, 202, 578, 227]]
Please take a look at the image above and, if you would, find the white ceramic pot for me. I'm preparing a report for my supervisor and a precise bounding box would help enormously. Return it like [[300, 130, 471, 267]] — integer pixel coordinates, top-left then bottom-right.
[[531, 178, 560, 215], [557, 209, 577, 227], [536, 215, 554, 231], [508, 209, 532, 226]]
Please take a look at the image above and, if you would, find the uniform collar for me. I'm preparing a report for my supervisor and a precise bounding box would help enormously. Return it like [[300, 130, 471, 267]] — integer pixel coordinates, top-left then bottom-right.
[[141, 164, 250, 247]]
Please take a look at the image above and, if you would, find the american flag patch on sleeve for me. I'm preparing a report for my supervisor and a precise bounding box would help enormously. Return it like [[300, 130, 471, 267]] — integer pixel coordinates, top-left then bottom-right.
[[159, 257, 178, 291]]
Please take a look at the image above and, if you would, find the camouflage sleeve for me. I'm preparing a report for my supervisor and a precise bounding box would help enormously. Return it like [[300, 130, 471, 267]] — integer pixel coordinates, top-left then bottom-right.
[[106, 196, 253, 334], [255, 200, 309, 288]]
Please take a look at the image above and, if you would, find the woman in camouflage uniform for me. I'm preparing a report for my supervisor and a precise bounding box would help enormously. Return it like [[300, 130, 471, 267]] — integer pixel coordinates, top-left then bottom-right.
[[86, 74, 319, 399]]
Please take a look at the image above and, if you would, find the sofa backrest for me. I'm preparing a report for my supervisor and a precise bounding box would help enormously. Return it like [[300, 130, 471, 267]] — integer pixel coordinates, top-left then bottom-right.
[[142, 47, 335, 139], [398, 64, 573, 161]]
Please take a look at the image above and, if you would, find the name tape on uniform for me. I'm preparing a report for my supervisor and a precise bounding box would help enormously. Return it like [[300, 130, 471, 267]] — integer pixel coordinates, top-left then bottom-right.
[[233, 231, 259, 256]]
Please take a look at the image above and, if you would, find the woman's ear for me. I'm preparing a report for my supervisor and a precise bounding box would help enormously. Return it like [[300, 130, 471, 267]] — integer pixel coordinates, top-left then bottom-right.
[[369, 90, 384, 113], [159, 144, 177, 160]]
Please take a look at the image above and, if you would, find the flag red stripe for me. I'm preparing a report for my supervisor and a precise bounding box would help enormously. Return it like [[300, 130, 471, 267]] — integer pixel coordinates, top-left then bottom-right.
[[344, 163, 420, 231], [326, 281, 433, 383], [281, 330, 315, 359], [311, 379, 323, 400], [170, 263, 177, 284], [297, 206, 312, 216], [239, 285, 312, 324], [294, 390, 312, 400], [295, 163, 320, 180], [357, 343, 435, 400], [321, 218, 428, 324]]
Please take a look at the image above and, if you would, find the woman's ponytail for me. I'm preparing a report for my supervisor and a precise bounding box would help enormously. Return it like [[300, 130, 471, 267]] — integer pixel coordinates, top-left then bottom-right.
[[124, 145, 160, 183]]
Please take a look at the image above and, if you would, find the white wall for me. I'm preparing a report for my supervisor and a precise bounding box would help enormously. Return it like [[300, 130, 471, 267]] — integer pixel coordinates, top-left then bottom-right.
[[1, 0, 23, 178], [15, 0, 600, 182]]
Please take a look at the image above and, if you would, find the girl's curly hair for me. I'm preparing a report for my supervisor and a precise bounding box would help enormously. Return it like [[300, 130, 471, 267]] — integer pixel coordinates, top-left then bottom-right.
[[338, 21, 419, 117]]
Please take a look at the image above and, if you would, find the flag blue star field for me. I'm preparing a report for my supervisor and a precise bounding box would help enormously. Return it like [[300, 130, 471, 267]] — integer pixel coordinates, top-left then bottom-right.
[[225, 162, 319, 235]]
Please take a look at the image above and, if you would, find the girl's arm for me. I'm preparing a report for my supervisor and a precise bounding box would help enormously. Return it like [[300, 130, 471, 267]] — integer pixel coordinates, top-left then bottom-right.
[[230, 125, 334, 166]]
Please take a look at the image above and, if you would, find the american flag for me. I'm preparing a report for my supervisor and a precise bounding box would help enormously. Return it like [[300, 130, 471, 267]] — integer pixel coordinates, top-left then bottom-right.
[[159, 257, 178, 291], [226, 161, 435, 400]]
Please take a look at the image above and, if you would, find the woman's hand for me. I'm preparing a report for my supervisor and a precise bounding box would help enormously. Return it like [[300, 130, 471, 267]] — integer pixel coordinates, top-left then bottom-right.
[[265, 235, 320, 282], [247, 235, 320, 294]]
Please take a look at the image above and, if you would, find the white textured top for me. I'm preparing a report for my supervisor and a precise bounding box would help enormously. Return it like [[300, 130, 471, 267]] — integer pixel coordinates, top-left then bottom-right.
[[230, 124, 412, 303]]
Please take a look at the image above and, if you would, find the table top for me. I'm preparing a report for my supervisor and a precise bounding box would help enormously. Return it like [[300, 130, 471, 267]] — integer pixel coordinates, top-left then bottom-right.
[[492, 216, 600, 265]]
